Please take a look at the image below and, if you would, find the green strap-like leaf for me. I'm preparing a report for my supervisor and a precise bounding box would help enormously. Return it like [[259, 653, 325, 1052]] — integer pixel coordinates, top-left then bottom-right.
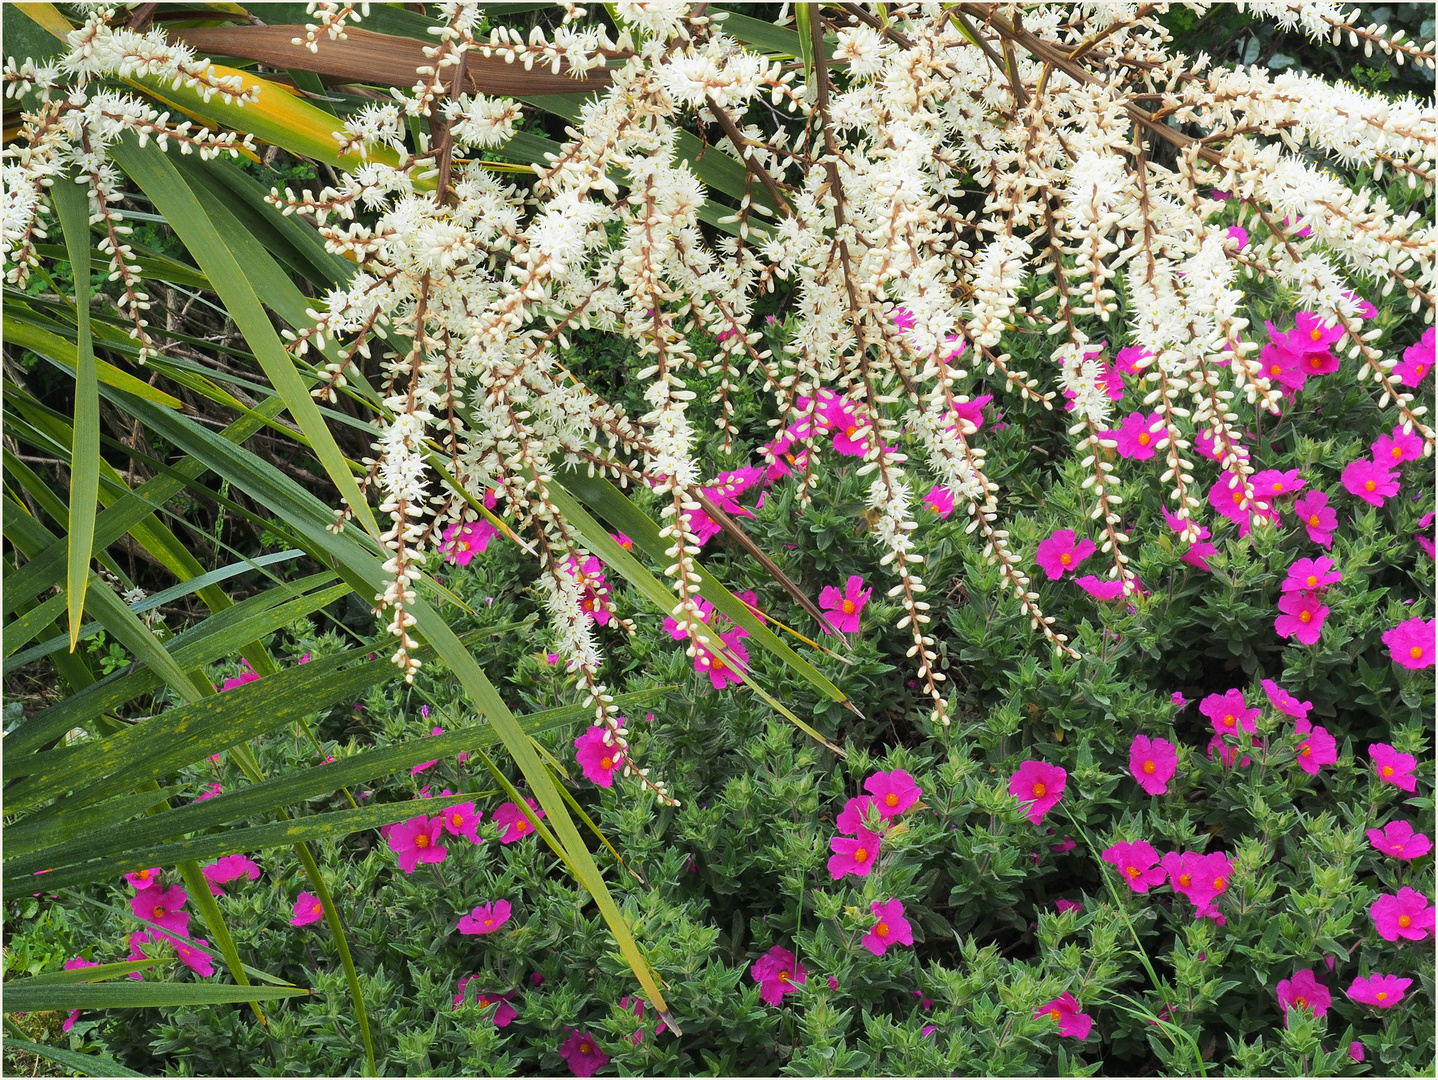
[[2, 982, 306, 1012], [2, 1037, 144, 1078], [49, 168, 98, 652], [15, 959, 170, 986]]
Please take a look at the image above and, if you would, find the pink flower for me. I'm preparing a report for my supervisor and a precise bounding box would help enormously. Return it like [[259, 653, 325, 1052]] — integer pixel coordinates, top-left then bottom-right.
[[439, 519, 497, 566], [492, 798, 545, 843], [1346, 973, 1412, 1009], [1109, 412, 1166, 460], [752, 945, 806, 1006], [1206, 735, 1253, 770], [1395, 327, 1435, 386], [1275, 591, 1329, 645], [1033, 992, 1093, 1041], [126, 931, 153, 978], [1367, 820, 1432, 861], [439, 801, 483, 843], [836, 795, 880, 835], [1382, 616, 1435, 669], [1342, 459, 1399, 507], [1349, 1041, 1365, 1063], [202, 854, 260, 896], [1373, 426, 1424, 468], [828, 827, 882, 879], [1208, 472, 1254, 525], [410, 725, 445, 775], [557, 1030, 609, 1077], [1129, 735, 1178, 796], [290, 891, 325, 927], [1103, 840, 1167, 893], [1196, 427, 1247, 463], [1050, 837, 1077, 853], [1035, 530, 1096, 580], [924, 484, 955, 518], [61, 956, 98, 1031], [1282, 215, 1313, 238], [1258, 341, 1308, 393], [864, 770, 921, 819], [1224, 225, 1248, 250], [696, 628, 750, 689], [1113, 345, 1149, 376], [574, 727, 624, 788], [819, 575, 872, 633], [125, 868, 161, 890], [195, 782, 222, 802], [1342, 291, 1378, 319], [1292, 490, 1337, 548], [1416, 510, 1435, 561], [1276, 969, 1331, 1019], [458, 899, 512, 935], [1176, 851, 1233, 922], [949, 394, 991, 433], [1200, 690, 1260, 737], [618, 995, 665, 1044], [167, 936, 214, 978], [890, 306, 916, 332], [1294, 719, 1337, 775], [1075, 575, 1125, 600], [610, 532, 633, 551], [387, 814, 448, 872], [1252, 468, 1306, 500], [861, 898, 914, 956], [1008, 761, 1067, 825], [1260, 679, 1311, 721], [452, 977, 518, 1024], [221, 658, 261, 693], [1369, 743, 1418, 792], [1283, 556, 1340, 594], [1293, 310, 1344, 352], [1171, 692, 1189, 710], [1370, 887, 1434, 942], [1055, 898, 1082, 914], [131, 884, 190, 937]]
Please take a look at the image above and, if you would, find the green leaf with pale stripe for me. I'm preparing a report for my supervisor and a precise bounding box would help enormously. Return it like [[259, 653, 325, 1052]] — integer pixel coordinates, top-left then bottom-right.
[[2, 1037, 144, 1078], [2, 982, 306, 1013]]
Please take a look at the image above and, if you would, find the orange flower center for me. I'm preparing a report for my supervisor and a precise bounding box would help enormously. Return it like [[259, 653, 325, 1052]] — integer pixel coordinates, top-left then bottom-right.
[[1299, 610, 1312, 623], [1232, 491, 1244, 505], [1417, 364, 1428, 377], [1223, 714, 1236, 727], [484, 918, 493, 927], [1125, 866, 1141, 879], [841, 599, 856, 614], [458, 541, 471, 553], [1383, 765, 1394, 777], [451, 813, 464, 827], [1059, 553, 1072, 565], [876, 922, 890, 938], [600, 755, 614, 770], [1392, 447, 1404, 460], [1049, 1008, 1062, 1020], [1269, 364, 1282, 376], [1305, 574, 1318, 587], [1410, 646, 1424, 660], [1308, 514, 1320, 526], [853, 847, 869, 863], [415, 834, 429, 848], [1399, 914, 1412, 928], [885, 793, 899, 807], [1142, 760, 1156, 774], [579, 1044, 592, 1055], [1364, 480, 1376, 492], [1138, 432, 1151, 446], [1032, 781, 1047, 798], [1179, 873, 1192, 887], [1301, 745, 1311, 756], [779, 970, 791, 984], [138, 870, 151, 882], [1377, 991, 1388, 1001], [1212, 876, 1226, 891], [312, 903, 322, 915], [1309, 356, 1323, 369], [153, 905, 166, 918], [1271, 482, 1283, 492], [1294, 995, 1308, 1008], [516, 818, 530, 833], [711, 656, 725, 670]]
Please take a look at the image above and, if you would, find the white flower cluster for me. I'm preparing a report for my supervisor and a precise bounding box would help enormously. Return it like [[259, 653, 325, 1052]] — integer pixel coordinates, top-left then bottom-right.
[[7, 4, 1435, 742]]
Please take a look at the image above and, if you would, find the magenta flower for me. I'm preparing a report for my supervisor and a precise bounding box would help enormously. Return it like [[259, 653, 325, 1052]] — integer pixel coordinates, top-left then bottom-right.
[[1008, 761, 1067, 825], [890, 306, 916, 332], [1199, 689, 1260, 738], [125, 867, 161, 890], [1395, 326, 1435, 385], [836, 795, 880, 835], [1113, 345, 1149, 375], [1370, 887, 1434, 942], [819, 575, 872, 634], [1283, 556, 1339, 594], [126, 931, 154, 978], [1367, 820, 1432, 861], [202, 854, 260, 896], [1276, 969, 1331, 1019], [438, 801, 483, 844], [1206, 734, 1252, 770], [458, 899, 512, 935], [195, 782, 222, 802], [1109, 412, 1165, 460], [1292, 490, 1337, 548], [1275, 591, 1328, 645], [1172, 692, 1188, 710], [1416, 511, 1435, 561], [1051, 836, 1077, 853], [924, 484, 955, 518], [949, 393, 990, 432], [1259, 679, 1311, 721], [751, 945, 806, 1005], [1055, 898, 1082, 914], [291, 891, 325, 927], [1225, 225, 1248, 250], [862, 898, 914, 956], [1349, 1041, 1365, 1063], [1103, 840, 1167, 893], [574, 727, 624, 788], [1259, 342, 1307, 392], [1129, 734, 1178, 796], [1346, 973, 1413, 1009], [452, 977, 518, 1025], [557, 1030, 609, 1078], [864, 770, 921, 819], [1163, 850, 1232, 922], [828, 827, 882, 880], [1294, 719, 1337, 775], [439, 519, 497, 566], [1035, 530, 1096, 580], [163, 935, 213, 977], [1033, 992, 1093, 1041], [1373, 426, 1424, 468], [618, 995, 665, 1044], [1342, 459, 1399, 507], [131, 884, 190, 937], [387, 814, 448, 872], [1382, 616, 1435, 669], [1075, 575, 1125, 600], [61, 956, 98, 1031], [696, 628, 750, 689], [1369, 743, 1419, 792], [493, 797, 545, 843], [1208, 472, 1254, 524], [221, 658, 261, 693]]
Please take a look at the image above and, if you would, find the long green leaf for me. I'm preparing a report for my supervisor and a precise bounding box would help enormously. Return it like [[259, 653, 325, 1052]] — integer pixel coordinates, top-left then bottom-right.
[[2, 982, 306, 1012], [108, 135, 381, 542], [16, 960, 171, 987], [50, 167, 98, 651], [2, 1037, 144, 1078]]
